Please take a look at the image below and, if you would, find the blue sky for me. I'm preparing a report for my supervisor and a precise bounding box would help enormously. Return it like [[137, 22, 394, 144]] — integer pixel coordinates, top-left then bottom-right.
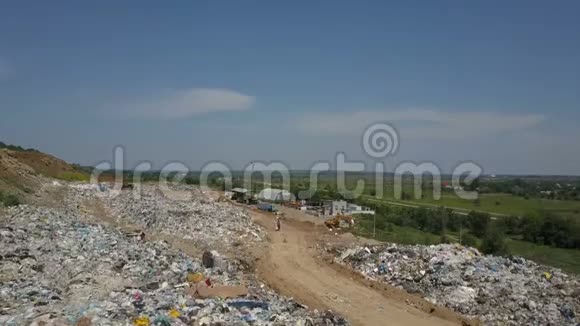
[[1, 1, 579, 174]]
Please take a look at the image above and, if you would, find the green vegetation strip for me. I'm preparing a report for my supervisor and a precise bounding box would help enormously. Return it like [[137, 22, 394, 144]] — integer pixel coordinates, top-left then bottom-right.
[[353, 213, 580, 275]]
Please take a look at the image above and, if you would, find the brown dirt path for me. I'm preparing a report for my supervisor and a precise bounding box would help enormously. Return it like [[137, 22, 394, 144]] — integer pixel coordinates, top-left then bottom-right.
[[250, 209, 473, 326]]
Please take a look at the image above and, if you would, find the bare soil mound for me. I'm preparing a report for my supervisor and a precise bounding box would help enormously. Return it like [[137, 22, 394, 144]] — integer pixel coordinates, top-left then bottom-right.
[[0, 148, 87, 200]]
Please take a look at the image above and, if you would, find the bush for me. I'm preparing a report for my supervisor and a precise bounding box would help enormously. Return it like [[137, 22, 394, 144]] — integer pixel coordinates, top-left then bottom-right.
[[461, 233, 478, 247], [3, 194, 20, 207], [440, 234, 452, 244], [57, 172, 89, 182], [539, 214, 580, 248], [374, 217, 387, 230], [0, 192, 21, 207], [0, 141, 38, 152], [480, 224, 509, 255], [185, 176, 200, 185], [521, 213, 543, 243], [466, 211, 491, 238]]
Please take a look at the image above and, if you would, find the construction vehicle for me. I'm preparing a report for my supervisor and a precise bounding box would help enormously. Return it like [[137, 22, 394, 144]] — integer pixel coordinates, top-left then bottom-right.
[[258, 203, 278, 212], [324, 215, 354, 229]]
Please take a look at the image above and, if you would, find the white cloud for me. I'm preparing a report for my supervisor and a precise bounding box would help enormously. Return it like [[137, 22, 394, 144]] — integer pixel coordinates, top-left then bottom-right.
[[298, 109, 545, 140], [115, 88, 255, 119]]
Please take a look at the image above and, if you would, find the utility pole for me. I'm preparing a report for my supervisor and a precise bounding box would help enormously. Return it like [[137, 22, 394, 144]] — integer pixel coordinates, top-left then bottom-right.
[[459, 216, 463, 245], [373, 214, 376, 238]]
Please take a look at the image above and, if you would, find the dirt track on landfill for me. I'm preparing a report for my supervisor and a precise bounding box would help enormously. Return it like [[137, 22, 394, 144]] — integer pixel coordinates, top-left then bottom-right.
[[250, 209, 474, 326]]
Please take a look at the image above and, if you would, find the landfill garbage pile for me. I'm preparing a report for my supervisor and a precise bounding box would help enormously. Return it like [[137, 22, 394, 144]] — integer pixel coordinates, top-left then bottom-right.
[[69, 183, 265, 248], [336, 244, 579, 325], [0, 205, 347, 325]]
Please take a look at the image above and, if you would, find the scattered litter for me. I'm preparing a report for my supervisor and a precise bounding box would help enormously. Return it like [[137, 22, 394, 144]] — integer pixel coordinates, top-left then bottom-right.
[[168, 309, 181, 318], [91, 184, 267, 246], [133, 316, 150, 326], [0, 198, 347, 325], [335, 244, 579, 325], [187, 272, 204, 284], [228, 300, 270, 310]]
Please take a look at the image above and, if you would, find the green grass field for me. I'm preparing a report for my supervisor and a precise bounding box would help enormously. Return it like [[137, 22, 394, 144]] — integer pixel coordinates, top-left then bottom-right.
[[407, 193, 580, 216], [362, 192, 580, 218], [354, 216, 441, 245]]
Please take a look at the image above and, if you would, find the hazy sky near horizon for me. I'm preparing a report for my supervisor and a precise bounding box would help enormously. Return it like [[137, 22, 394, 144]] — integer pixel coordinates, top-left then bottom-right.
[[1, 1, 579, 175]]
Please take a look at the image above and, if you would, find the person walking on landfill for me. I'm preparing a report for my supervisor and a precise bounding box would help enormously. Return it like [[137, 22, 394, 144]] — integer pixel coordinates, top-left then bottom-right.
[[275, 215, 281, 231]]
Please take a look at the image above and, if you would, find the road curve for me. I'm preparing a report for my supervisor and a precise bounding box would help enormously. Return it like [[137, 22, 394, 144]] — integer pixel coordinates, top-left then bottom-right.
[[250, 210, 464, 326]]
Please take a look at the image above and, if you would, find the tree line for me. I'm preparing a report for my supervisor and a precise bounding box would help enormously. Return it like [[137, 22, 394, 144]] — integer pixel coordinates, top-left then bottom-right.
[[362, 201, 580, 254], [478, 178, 580, 201]]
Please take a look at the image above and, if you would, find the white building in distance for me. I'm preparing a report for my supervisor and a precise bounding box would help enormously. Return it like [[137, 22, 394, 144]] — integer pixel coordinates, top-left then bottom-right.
[[257, 188, 295, 202]]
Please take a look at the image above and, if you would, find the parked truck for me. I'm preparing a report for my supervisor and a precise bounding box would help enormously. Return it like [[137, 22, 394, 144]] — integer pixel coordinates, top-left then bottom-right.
[[257, 203, 278, 212]]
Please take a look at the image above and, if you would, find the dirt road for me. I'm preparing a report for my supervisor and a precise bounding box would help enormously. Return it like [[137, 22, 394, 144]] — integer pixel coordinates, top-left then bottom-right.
[[251, 210, 469, 326]]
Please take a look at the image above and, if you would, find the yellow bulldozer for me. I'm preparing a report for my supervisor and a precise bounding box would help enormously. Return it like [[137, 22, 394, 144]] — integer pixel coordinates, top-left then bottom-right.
[[324, 215, 354, 229]]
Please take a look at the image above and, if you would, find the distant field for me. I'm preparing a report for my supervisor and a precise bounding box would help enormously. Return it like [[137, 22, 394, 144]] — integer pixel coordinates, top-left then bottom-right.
[[322, 176, 580, 217], [415, 192, 580, 216], [364, 192, 580, 217]]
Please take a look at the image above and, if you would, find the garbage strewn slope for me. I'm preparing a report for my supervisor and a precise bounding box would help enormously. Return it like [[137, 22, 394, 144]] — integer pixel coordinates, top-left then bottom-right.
[[336, 244, 579, 325], [0, 204, 347, 325], [91, 184, 265, 249]]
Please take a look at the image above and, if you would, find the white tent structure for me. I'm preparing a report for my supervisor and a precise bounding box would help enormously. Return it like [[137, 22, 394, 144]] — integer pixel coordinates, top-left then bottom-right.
[[257, 188, 295, 201]]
